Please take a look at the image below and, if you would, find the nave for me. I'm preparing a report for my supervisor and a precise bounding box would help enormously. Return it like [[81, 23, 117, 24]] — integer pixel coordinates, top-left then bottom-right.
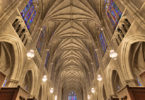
[[0, 0, 145, 100]]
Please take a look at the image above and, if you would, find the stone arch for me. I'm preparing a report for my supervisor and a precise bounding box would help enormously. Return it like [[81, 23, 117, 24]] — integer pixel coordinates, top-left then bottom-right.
[[129, 42, 145, 72], [12, 16, 29, 46], [114, 16, 131, 46], [0, 34, 24, 86], [0, 42, 15, 86], [19, 60, 39, 95], [119, 17, 131, 34], [0, 42, 15, 74], [12, 17, 26, 32], [22, 70, 33, 92], [127, 41, 145, 86], [120, 34, 145, 85], [111, 70, 123, 93], [104, 59, 125, 97]]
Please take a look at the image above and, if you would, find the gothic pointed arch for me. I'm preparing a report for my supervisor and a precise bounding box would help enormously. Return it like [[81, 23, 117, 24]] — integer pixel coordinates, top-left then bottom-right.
[[111, 70, 123, 93], [22, 70, 33, 93], [120, 34, 145, 85], [0, 34, 24, 87]]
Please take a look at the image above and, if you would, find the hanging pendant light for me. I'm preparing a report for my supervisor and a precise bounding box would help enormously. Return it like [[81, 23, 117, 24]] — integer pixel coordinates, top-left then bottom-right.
[[50, 88, 54, 94], [27, 49, 35, 59], [109, 50, 118, 60], [97, 74, 102, 81], [91, 88, 95, 93], [42, 75, 47, 82]]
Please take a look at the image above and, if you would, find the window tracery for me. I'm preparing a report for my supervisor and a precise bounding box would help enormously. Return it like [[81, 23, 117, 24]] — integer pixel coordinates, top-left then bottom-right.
[[21, 0, 37, 30], [105, 0, 122, 28], [12, 18, 28, 46], [68, 92, 77, 100]]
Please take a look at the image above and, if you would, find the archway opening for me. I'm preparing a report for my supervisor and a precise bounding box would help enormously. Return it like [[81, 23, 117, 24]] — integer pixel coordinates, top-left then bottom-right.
[[0, 42, 15, 87], [112, 70, 122, 92], [22, 70, 32, 92], [129, 42, 145, 86]]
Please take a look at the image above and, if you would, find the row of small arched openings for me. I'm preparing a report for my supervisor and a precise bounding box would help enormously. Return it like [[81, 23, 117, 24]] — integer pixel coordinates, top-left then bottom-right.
[[114, 18, 131, 46], [12, 18, 30, 46]]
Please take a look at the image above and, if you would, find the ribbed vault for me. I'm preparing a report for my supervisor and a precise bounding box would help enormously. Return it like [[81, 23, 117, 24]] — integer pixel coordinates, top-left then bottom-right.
[[43, 0, 101, 99]]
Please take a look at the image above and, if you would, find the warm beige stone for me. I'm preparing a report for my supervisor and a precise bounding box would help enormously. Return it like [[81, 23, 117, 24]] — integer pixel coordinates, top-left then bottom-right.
[[0, 0, 145, 100]]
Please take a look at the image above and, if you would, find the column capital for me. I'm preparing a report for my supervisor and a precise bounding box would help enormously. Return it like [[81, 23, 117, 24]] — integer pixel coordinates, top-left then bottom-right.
[[125, 79, 136, 87], [7, 79, 19, 87]]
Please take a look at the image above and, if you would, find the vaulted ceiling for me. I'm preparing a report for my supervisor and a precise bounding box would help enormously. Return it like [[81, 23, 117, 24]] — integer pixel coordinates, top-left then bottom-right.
[[41, 0, 103, 19], [41, 0, 103, 96]]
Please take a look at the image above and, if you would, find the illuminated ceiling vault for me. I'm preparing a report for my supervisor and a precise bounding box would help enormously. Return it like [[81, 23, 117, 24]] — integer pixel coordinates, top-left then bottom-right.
[[43, 0, 102, 96]]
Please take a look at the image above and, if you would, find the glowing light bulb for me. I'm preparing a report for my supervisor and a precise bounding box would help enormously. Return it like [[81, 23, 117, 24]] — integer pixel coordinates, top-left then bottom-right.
[[27, 49, 35, 59], [97, 74, 102, 81], [109, 50, 118, 60], [50, 88, 54, 94], [42, 75, 47, 82], [91, 88, 95, 93]]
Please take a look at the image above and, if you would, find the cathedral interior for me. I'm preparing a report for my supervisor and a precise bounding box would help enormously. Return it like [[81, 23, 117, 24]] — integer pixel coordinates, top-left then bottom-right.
[[0, 0, 145, 100]]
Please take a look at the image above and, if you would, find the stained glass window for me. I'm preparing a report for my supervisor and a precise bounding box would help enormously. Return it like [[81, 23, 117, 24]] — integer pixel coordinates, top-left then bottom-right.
[[36, 27, 46, 55], [28, 10, 36, 25], [24, 6, 34, 23], [68, 92, 77, 100], [21, 0, 33, 18], [137, 78, 142, 86], [99, 32, 107, 53], [21, 0, 37, 30], [45, 51, 50, 68], [2, 79, 7, 87], [105, 0, 122, 28]]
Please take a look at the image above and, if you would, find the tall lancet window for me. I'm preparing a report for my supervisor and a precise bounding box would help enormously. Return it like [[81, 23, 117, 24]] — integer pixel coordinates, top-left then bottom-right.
[[21, 0, 37, 30], [99, 32, 107, 54], [68, 92, 77, 100], [105, 0, 122, 28]]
